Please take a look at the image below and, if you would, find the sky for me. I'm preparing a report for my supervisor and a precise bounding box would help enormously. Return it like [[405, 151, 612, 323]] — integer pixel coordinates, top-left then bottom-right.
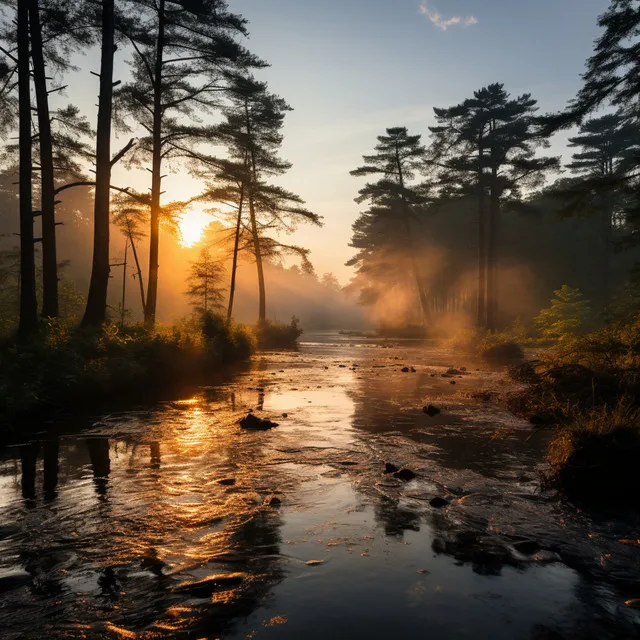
[[66, 0, 611, 283]]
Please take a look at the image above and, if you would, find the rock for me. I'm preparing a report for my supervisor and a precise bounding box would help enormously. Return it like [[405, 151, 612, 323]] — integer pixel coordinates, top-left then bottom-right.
[[446, 368, 461, 375], [339, 461, 358, 466], [282, 413, 288, 418], [401, 367, 410, 373], [512, 540, 541, 556], [411, 367, 416, 373], [429, 497, 449, 508], [218, 478, 236, 486], [394, 467, 416, 481], [460, 367, 467, 372], [423, 405, 441, 417], [449, 381, 456, 385], [306, 560, 324, 566], [264, 495, 282, 507], [173, 573, 246, 596], [384, 462, 400, 474], [239, 413, 279, 430], [339, 364, 347, 368]]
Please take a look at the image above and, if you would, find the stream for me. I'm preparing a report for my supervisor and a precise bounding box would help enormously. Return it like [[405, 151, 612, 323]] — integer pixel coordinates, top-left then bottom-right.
[[1, 332, 639, 639]]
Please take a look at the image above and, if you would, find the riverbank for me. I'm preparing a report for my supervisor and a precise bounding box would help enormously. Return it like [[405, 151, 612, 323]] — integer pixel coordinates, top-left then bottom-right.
[[0, 314, 255, 432]]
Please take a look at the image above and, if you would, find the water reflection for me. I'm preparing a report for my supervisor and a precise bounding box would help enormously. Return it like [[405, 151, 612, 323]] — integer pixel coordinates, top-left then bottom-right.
[[0, 335, 639, 639]]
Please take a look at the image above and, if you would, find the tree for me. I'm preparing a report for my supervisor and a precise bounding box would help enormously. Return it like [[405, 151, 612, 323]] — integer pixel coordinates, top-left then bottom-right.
[[213, 76, 320, 324], [16, 0, 37, 338], [115, 0, 264, 327], [534, 285, 592, 344], [28, 0, 93, 318], [82, 0, 118, 326], [563, 112, 640, 302], [431, 84, 558, 329], [185, 246, 225, 314], [350, 127, 431, 325]]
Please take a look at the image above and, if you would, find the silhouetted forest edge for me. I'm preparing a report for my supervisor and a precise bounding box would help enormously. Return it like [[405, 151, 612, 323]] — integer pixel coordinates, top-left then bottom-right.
[[0, 313, 304, 431]]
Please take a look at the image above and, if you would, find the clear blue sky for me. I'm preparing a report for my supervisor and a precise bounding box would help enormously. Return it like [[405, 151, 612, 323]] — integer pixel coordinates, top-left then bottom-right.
[[66, 0, 610, 282]]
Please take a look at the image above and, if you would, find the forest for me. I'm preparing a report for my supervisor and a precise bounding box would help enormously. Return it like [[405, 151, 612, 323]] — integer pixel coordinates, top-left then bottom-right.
[[2, 1, 640, 637]]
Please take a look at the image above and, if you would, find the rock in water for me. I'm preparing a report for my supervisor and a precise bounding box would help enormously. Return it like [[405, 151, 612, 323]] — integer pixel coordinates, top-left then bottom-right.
[[173, 573, 246, 596], [239, 413, 279, 430], [394, 467, 416, 481], [423, 405, 441, 417], [429, 497, 449, 508], [401, 367, 410, 373], [264, 495, 282, 507], [384, 462, 400, 474]]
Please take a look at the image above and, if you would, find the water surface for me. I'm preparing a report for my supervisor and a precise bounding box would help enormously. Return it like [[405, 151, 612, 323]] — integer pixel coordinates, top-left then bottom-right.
[[1, 332, 639, 639]]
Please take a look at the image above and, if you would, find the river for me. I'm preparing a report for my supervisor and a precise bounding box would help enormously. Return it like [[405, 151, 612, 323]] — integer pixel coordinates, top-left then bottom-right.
[[1, 332, 639, 639]]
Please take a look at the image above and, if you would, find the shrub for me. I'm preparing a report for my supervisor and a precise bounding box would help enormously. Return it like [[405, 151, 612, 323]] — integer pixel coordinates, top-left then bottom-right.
[[544, 402, 640, 505], [254, 316, 303, 349]]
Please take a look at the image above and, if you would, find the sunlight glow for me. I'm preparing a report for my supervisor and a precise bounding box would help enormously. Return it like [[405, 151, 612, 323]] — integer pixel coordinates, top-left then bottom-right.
[[178, 208, 213, 247]]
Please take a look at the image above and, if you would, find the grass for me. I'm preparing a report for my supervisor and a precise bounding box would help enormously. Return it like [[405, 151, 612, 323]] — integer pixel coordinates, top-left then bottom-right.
[[544, 401, 640, 505], [444, 327, 525, 363], [0, 313, 255, 427]]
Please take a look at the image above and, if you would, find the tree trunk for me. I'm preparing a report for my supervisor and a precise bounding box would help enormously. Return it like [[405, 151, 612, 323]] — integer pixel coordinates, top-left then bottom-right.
[[82, 0, 115, 327], [226, 185, 244, 323], [486, 165, 499, 331], [476, 139, 487, 329], [144, 0, 165, 328], [128, 232, 146, 314], [395, 141, 431, 326], [17, 0, 38, 340], [29, 0, 58, 318], [248, 192, 266, 324], [245, 100, 266, 324]]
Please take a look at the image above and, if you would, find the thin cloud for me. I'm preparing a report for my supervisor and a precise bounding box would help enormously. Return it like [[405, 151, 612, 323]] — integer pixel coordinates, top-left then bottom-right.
[[419, 2, 478, 31]]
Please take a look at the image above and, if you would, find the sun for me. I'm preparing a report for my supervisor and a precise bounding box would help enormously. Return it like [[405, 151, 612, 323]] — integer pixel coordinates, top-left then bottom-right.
[[178, 208, 212, 247]]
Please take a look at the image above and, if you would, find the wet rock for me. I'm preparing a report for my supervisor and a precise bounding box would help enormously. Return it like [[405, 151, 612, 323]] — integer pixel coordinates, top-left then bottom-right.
[[393, 467, 416, 481], [449, 380, 456, 385], [423, 405, 441, 417], [0, 573, 31, 593], [173, 572, 246, 596], [429, 497, 449, 508], [141, 550, 166, 576], [217, 478, 236, 486], [339, 364, 347, 368], [401, 367, 410, 373], [282, 413, 288, 418], [446, 368, 461, 375], [239, 413, 279, 430], [339, 461, 358, 466], [264, 495, 282, 507], [460, 367, 467, 372], [512, 540, 541, 556], [411, 367, 416, 373], [98, 567, 118, 593], [306, 560, 324, 566], [384, 462, 400, 474]]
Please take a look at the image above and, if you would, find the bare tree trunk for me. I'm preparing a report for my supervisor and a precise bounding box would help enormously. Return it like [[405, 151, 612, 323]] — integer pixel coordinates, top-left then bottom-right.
[[128, 232, 146, 314], [476, 140, 487, 329], [226, 186, 244, 323], [29, 0, 58, 318], [144, 0, 165, 328], [245, 100, 266, 324], [486, 165, 499, 331], [248, 192, 266, 324], [120, 236, 128, 325], [82, 0, 115, 326], [17, 0, 38, 339]]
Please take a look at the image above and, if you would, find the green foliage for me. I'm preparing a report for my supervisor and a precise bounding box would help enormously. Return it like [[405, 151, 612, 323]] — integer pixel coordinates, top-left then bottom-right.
[[0, 317, 255, 425], [254, 316, 303, 350], [534, 285, 592, 345]]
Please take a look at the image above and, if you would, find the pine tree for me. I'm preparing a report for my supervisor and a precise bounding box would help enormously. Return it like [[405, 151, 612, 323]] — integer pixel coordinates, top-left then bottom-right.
[[213, 76, 320, 324], [115, 0, 264, 327], [185, 246, 225, 314], [350, 127, 431, 325], [431, 84, 558, 329]]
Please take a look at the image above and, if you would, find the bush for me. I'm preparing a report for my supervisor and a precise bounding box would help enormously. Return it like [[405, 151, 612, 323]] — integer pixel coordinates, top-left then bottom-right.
[[444, 325, 525, 363], [544, 402, 640, 505], [0, 315, 255, 427], [254, 316, 303, 349]]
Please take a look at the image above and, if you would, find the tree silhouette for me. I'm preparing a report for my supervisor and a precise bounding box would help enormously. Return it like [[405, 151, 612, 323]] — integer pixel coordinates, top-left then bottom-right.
[[185, 246, 225, 314], [350, 127, 431, 325]]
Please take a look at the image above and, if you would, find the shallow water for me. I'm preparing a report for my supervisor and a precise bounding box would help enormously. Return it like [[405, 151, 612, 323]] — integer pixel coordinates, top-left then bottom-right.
[[1, 332, 639, 639]]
